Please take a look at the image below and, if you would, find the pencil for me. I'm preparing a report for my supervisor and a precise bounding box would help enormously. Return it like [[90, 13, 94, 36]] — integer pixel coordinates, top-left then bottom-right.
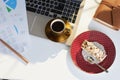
[[0, 39, 29, 64]]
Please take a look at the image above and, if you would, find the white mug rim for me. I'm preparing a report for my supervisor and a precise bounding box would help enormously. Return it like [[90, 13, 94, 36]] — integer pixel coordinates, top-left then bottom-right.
[[50, 19, 65, 33]]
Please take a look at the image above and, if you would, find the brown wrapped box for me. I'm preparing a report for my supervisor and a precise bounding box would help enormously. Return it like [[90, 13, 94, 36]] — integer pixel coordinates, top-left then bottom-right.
[[94, 0, 120, 30]]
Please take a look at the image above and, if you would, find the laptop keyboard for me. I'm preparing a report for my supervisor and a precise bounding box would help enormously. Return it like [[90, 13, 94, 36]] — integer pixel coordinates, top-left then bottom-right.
[[26, 0, 83, 23]]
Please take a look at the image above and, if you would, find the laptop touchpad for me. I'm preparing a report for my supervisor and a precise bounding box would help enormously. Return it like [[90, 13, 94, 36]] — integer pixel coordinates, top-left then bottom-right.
[[27, 11, 52, 39]]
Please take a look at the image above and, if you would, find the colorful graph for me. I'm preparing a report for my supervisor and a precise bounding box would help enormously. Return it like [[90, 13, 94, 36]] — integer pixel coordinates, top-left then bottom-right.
[[3, 0, 17, 12], [3, 0, 18, 34]]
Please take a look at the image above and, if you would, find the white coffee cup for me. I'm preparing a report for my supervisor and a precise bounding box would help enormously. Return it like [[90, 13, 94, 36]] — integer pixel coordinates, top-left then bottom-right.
[[50, 19, 65, 34]]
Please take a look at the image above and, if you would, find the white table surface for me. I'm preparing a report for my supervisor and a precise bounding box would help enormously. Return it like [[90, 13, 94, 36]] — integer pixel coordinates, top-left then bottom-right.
[[0, 0, 120, 80]]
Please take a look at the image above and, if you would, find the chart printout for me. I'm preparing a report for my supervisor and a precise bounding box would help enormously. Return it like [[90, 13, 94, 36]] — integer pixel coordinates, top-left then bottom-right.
[[0, 0, 30, 55]]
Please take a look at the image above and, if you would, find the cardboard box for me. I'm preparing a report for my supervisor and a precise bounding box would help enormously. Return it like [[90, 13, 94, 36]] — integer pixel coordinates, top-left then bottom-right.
[[94, 0, 120, 30]]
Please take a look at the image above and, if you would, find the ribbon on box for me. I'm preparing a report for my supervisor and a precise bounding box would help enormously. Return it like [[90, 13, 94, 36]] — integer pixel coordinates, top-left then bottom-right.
[[94, 0, 120, 30]]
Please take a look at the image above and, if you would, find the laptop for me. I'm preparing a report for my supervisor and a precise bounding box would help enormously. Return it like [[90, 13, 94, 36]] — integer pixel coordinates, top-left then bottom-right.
[[25, 0, 85, 45]]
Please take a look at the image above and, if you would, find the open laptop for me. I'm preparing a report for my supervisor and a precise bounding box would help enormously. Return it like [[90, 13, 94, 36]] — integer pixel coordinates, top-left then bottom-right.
[[25, 0, 85, 45]]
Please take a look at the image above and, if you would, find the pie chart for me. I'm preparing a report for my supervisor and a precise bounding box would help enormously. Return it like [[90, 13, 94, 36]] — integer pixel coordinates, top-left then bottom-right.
[[3, 0, 17, 12]]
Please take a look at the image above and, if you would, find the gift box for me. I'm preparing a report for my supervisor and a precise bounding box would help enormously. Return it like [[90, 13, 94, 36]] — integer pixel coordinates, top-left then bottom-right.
[[94, 0, 120, 30]]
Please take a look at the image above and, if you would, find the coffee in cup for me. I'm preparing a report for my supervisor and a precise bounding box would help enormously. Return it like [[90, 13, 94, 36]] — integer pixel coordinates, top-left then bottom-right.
[[45, 18, 72, 42], [50, 19, 65, 33]]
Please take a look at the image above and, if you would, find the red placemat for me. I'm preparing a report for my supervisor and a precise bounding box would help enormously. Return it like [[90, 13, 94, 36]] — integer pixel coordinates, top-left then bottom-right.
[[70, 30, 116, 73]]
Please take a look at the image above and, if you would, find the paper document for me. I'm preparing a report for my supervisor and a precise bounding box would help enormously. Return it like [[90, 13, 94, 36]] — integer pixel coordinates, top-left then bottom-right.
[[0, 0, 30, 54]]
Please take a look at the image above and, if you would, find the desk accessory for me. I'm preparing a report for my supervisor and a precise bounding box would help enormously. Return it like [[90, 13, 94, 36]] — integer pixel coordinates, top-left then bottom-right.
[[70, 31, 116, 73], [0, 39, 29, 64]]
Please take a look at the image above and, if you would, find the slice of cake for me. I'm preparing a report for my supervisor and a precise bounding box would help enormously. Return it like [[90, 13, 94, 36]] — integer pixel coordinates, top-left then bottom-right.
[[81, 40, 107, 62]]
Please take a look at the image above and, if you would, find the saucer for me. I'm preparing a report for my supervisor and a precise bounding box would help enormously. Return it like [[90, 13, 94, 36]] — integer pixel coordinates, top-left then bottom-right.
[[45, 18, 72, 42], [70, 31, 116, 73]]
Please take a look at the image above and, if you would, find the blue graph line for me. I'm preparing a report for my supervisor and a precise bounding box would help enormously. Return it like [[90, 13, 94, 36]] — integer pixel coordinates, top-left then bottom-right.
[[3, 0, 7, 2], [13, 25, 18, 34]]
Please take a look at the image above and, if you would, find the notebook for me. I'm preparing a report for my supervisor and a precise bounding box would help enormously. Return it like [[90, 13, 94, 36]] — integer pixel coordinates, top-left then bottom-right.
[[26, 0, 85, 45]]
